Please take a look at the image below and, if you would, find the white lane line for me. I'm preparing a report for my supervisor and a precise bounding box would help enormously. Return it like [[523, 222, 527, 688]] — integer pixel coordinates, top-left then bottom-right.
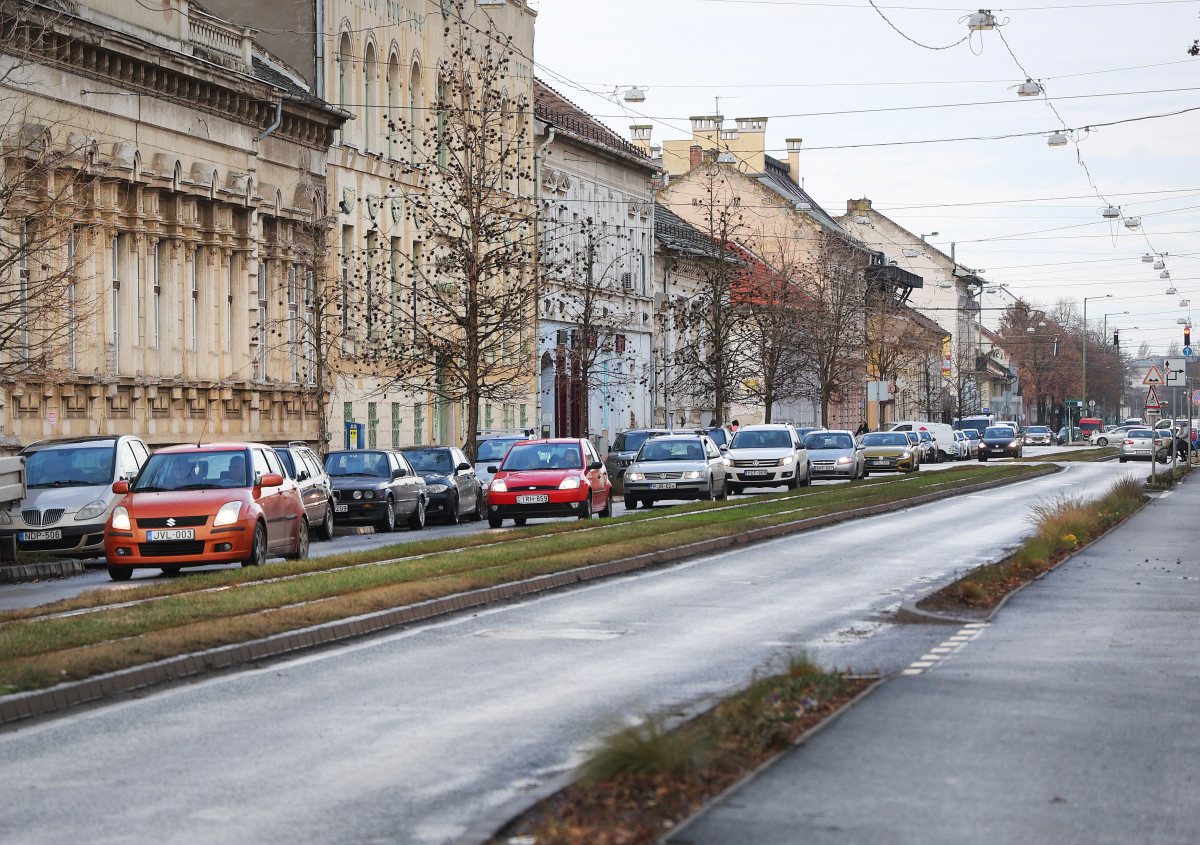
[[901, 668, 923, 676], [910, 661, 935, 668], [931, 647, 954, 653]]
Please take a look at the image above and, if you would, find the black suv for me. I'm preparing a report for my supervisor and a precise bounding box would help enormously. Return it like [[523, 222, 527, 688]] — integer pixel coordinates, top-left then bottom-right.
[[274, 441, 336, 541]]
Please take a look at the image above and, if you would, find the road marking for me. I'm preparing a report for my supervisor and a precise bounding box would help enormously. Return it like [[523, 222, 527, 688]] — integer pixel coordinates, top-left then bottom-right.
[[910, 661, 935, 668], [931, 646, 953, 653], [901, 668, 923, 675], [904, 623, 988, 675]]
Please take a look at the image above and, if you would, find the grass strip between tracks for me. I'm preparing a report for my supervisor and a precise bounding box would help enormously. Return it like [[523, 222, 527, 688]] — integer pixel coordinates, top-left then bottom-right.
[[1013, 446, 1115, 462], [0, 465, 1041, 694]]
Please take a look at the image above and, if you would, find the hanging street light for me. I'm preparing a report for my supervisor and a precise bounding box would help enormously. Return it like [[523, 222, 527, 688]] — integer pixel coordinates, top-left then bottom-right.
[[1124, 216, 1141, 229], [966, 9, 998, 29], [1141, 253, 1154, 263], [1153, 260, 1166, 270], [621, 86, 647, 103], [1015, 79, 1043, 97]]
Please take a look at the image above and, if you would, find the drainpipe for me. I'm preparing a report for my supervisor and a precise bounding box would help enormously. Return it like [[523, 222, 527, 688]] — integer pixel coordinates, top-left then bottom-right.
[[256, 101, 283, 142], [532, 124, 556, 435]]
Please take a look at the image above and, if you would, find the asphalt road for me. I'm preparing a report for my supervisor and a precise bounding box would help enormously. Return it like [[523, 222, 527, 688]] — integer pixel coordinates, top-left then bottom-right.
[[0, 458, 1133, 845]]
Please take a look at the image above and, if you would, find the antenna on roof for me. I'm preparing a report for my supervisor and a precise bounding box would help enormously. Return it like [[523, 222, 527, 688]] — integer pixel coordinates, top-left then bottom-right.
[[197, 418, 210, 448]]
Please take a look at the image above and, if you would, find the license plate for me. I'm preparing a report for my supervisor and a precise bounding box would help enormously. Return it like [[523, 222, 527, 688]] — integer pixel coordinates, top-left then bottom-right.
[[869, 460, 886, 466], [334, 504, 349, 513], [651, 482, 676, 490], [516, 494, 549, 504], [744, 469, 770, 477], [146, 529, 195, 541], [19, 530, 61, 541]]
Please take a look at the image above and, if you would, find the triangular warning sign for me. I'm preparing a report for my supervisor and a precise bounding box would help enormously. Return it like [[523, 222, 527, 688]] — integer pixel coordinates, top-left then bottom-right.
[[1145, 386, 1162, 408], [1144, 366, 1165, 385]]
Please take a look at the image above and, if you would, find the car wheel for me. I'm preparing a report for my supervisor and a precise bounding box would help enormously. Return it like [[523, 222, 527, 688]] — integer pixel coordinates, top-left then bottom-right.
[[160, 566, 180, 577], [979, 456, 987, 462], [242, 523, 267, 567], [1097, 437, 1108, 446], [578, 494, 593, 520], [625, 496, 638, 510], [716, 478, 728, 500], [488, 514, 503, 528], [108, 564, 133, 581], [446, 493, 460, 525], [473, 490, 485, 521], [862, 467, 870, 478], [317, 502, 335, 541], [514, 516, 528, 526], [286, 518, 309, 560], [600, 492, 613, 518], [378, 497, 396, 533], [728, 482, 742, 496], [1119, 457, 1127, 463], [702, 479, 715, 501], [799, 465, 812, 487], [408, 497, 426, 530]]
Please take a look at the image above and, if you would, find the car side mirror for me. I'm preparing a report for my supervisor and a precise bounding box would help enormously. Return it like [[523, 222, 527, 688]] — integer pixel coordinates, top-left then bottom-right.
[[719, 444, 728, 453], [298, 469, 309, 481], [587, 460, 603, 471], [487, 466, 498, 474], [260, 473, 284, 488], [112, 480, 129, 494], [456, 461, 471, 472], [393, 468, 406, 478]]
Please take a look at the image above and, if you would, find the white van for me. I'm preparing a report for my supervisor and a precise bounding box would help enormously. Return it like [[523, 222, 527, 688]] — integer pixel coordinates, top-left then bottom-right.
[[885, 421, 958, 462]]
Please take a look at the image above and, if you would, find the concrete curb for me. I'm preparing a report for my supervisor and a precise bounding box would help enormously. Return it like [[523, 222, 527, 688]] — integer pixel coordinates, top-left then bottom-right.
[[0, 465, 1058, 729], [0, 559, 85, 584]]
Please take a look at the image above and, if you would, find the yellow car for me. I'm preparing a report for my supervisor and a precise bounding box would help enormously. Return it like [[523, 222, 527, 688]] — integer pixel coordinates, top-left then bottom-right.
[[859, 431, 917, 473]]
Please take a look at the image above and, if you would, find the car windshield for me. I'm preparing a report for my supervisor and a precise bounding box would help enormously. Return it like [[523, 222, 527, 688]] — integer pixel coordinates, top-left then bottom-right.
[[476, 438, 524, 463], [702, 428, 729, 446], [984, 428, 1017, 438], [274, 450, 297, 478], [861, 432, 909, 447], [613, 431, 655, 452], [501, 443, 583, 471], [404, 449, 455, 473], [638, 439, 706, 461], [1028, 427, 1049, 434], [24, 445, 115, 488], [325, 451, 390, 478], [919, 431, 932, 442], [804, 432, 854, 450], [964, 430, 980, 440], [133, 451, 247, 492], [730, 430, 793, 449], [1128, 429, 1153, 438]]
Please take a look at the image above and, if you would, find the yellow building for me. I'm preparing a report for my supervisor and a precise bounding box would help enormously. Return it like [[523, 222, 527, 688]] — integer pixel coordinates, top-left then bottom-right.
[[0, 0, 345, 450]]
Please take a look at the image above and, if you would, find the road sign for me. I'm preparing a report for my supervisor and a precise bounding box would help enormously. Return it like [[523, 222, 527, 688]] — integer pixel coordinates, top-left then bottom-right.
[[1185, 346, 1194, 358], [1144, 366, 1165, 386], [1193, 389, 1200, 407], [1165, 360, 1181, 383], [1145, 386, 1162, 409]]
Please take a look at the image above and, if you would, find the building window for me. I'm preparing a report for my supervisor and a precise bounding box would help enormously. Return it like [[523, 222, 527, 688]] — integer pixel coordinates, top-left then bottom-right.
[[365, 231, 378, 344], [225, 255, 234, 353], [18, 220, 30, 359], [112, 233, 122, 371], [414, 402, 424, 445], [67, 227, 80, 370], [255, 260, 268, 379], [304, 266, 316, 385], [287, 265, 299, 383], [363, 44, 376, 149], [190, 248, 199, 352], [152, 240, 162, 349], [367, 401, 378, 448], [391, 402, 401, 447], [436, 76, 449, 171]]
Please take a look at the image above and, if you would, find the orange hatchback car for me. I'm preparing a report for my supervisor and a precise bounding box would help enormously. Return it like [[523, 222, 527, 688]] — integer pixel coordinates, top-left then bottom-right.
[[485, 438, 613, 528], [104, 442, 309, 581]]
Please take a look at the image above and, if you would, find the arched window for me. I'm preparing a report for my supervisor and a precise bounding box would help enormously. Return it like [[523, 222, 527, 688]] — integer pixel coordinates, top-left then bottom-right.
[[436, 73, 449, 172], [363, 42, 376, 149], [338, 33, 354, 146], [408, 61, 422, 163], [386, 54, 400, 159]]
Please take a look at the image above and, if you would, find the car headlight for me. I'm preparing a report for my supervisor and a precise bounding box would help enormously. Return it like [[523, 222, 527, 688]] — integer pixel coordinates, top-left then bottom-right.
[[558, 476, 581, 490], [780, 456, 794, 466], [490, 479, 508, 493], [213, 501, 243, 527], [722, 458, 731, 467], [1009, 441, 1019, 448], [352, 490, 362, 500], [363, 490, 375, 500], [0, 509, 10, 525], [901, 450, 911, 459], [625, 471, 644, 482], [683, 470, 703, 479], [111, 506, 131, 531], [426, 482, 449, 493], [836, 456, 853, 465], [75, 499, 109, 521]]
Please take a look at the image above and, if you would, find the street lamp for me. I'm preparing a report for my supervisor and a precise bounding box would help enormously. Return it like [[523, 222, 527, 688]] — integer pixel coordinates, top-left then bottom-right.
[[1102, 310, 1129, 341], [1082, 294, 1112, 417]]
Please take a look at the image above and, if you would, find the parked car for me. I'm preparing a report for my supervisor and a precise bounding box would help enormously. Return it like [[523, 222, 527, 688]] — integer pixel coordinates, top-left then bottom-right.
[[1089, 426, 1129, 447], [1118, 428, 1170, 463], [1122, 417, 1145, 427], [1023, 426, 1053, 446], [695, 425, 734, 452], [953, 429, 977, 460], [723, 424, 811, 494], [886, 421, 957, 462], [900, 431, 924, 468], [104, 442, 308, 580], [803, 429, 866, 480], [622, 433, 727, 509], [978, 426, 1024, 461], [1057, 426, 1083, 444], [0, 435, 150, 562], [859, 431, 917, 473], [473, 431, 533, 495], [917, 430, 939, 463], [274, 441, 336, 541], [486, 438, 613, 527], [962, 428, 982, 453], [605, 428, 671, 479], [324, 450, 427, 532], [401, 445, 483, 524]]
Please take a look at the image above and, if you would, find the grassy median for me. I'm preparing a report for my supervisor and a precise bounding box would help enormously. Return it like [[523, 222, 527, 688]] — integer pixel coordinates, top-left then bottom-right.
[[0, 465, 1043, 694]]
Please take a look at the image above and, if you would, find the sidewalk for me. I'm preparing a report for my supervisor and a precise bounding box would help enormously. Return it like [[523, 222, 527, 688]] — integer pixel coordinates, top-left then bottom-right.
[[667, 475, 1200, 845]]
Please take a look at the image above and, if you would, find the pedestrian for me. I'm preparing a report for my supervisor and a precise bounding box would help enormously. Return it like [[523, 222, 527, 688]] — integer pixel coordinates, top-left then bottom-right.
[[855, 421, 868, 436], [731, 419, 740, 432]]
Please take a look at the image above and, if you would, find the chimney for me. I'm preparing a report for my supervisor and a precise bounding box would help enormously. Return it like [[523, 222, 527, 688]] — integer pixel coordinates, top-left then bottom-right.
[[786, 138, 802, 185], [689, 144, 702, 170], [629, 124, 652, 154], [847, 198, 872, 214]]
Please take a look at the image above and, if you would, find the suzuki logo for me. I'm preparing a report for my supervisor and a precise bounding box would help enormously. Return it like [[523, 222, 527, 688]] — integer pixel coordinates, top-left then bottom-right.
[[166, 517, 176, 527]]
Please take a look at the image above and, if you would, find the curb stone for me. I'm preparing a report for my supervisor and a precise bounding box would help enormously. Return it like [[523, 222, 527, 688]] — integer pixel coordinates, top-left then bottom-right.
[[0, 465, 1057, 728], [0, 559, 85, 584]]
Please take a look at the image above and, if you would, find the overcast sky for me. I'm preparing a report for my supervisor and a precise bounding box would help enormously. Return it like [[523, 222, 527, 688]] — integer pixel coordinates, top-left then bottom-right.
[[532, 0, 1200, 355]]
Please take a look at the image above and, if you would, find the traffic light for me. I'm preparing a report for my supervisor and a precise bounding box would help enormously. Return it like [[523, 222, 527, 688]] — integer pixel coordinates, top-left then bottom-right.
[[1186, 326, 1192, 348], [1113, 330, 1119, 347]]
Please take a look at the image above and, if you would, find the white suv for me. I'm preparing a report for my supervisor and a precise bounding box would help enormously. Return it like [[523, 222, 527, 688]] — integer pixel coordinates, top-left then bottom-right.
[[723, 424, 811, 494]]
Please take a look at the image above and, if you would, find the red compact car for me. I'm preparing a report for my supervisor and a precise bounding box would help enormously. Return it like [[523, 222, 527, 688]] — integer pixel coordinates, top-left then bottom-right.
[[104, 442, 309, 580], [485, 438, 613, 528]]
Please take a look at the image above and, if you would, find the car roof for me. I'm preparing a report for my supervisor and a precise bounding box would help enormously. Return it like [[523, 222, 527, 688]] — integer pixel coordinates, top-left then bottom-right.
[[23, 435, 125, 451], [507, 438, 585, 446], [326, 448, 392, 455], [738, 424, 793, 431], [153, 442, 258, 454], [402, 445, 452, 450], [649, 433, 706, 441]]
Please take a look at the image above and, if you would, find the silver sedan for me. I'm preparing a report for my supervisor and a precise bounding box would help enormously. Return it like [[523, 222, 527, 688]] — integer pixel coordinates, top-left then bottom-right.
[[623, 434, 728, 509], [803, 430, 866, 480]]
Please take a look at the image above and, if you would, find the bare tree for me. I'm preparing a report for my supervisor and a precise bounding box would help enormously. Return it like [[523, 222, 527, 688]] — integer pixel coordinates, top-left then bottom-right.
[[366, 14, 537, 460]]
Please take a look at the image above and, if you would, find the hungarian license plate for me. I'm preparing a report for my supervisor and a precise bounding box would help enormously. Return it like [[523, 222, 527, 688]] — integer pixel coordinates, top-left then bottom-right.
[[744, 469, 770, 477], [869, 459, 886, 466], [146, 529, 195, 541], [651, 482, 676, 490], [516, 494, 549, 504], [19, 529, 61, 541], [334, 504, 349, 513]]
